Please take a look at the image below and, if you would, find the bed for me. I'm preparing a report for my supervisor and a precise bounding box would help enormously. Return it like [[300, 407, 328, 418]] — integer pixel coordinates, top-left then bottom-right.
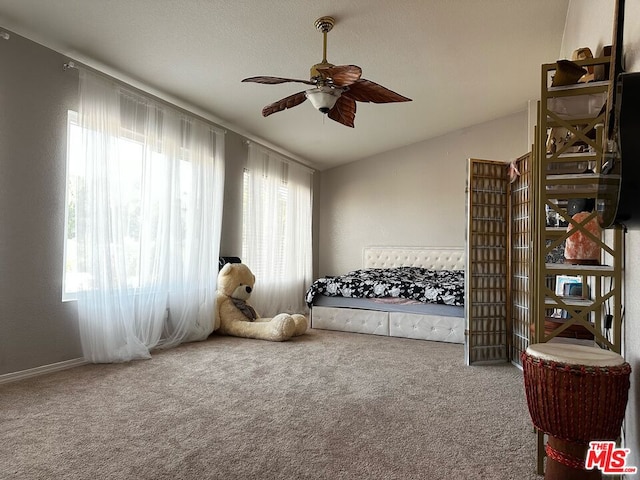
[[306, 246, 465, 344]]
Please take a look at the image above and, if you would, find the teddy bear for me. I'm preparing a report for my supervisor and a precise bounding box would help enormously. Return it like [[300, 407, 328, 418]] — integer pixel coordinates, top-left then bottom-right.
[[214, 262, 308, 341]]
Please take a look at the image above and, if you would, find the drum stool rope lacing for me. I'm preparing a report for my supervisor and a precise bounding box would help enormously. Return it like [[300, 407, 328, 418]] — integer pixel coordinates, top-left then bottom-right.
[[545, 443, 588, 470]]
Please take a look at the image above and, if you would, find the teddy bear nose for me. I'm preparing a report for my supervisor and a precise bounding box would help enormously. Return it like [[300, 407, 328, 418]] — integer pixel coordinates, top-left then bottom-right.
[[245, 286, 252, 294]]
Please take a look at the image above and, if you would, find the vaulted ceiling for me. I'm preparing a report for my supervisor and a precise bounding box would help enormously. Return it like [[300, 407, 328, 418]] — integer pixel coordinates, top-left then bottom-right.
[[0, 0, 570, 170]]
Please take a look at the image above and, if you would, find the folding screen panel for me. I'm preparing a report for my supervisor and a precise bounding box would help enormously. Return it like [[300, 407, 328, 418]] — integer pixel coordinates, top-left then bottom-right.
[[465, 159, 509, 364]]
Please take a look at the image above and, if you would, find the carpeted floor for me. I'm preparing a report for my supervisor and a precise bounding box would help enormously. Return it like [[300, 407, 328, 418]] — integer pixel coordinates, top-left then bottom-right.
[[0, 329, 540, 479]]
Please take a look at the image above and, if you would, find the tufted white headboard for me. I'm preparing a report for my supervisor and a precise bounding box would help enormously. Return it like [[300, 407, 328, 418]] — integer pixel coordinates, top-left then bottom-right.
[[363, 246, 465, 271]]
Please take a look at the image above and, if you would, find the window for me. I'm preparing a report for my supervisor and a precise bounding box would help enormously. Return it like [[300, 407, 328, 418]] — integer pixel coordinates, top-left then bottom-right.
[[242, 143, 313, 316], [63, 111, 83, 298], [67, 68, 224, 362], [241, 167, 289, 275], [63, 111, 195, 300]]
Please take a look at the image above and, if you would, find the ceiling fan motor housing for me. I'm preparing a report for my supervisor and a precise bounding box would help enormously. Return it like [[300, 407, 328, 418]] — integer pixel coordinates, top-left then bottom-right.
[[310, 61, 335, 79]]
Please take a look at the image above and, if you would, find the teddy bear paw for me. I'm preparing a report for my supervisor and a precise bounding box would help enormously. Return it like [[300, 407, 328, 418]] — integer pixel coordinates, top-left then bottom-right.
[[270, 313, 296, 341], [290, 314, 308, 336]]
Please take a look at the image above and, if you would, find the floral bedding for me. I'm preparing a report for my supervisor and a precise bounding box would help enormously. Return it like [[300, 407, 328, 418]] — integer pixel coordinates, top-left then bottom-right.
[[305, 267, 464, 307]]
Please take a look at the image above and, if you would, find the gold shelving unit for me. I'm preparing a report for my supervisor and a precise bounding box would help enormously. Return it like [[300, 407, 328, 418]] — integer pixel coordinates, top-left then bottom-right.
[[531, 55, 625, 476], [533, 56, 624, 352]]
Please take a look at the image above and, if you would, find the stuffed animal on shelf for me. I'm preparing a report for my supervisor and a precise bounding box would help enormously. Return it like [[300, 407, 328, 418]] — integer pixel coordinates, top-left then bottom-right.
[[214, 262, 308, 341]]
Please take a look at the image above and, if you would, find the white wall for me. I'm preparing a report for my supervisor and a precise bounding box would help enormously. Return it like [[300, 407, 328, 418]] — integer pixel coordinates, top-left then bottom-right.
[[562, 0, 640, 472], [318, 111, 529, 276]]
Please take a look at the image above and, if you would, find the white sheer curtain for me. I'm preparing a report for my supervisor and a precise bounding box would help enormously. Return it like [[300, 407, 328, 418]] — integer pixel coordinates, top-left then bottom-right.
[[75, 69, 225, 363], [243, 144, 313, 317]]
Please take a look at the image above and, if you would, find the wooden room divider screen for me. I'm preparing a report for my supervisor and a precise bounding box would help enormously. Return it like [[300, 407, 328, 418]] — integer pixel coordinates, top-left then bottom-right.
[[465, 153, 532, 366]]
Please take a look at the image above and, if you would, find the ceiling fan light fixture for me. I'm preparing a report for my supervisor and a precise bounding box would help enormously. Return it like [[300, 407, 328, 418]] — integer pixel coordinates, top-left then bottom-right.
[[305, 87, 341, 114], [242, 14, 411, 126]]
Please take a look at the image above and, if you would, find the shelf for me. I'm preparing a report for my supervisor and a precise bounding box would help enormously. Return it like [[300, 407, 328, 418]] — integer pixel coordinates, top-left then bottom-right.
[[546, 151, 599, 160], [545, 152, 605, 175], [546, 80, 609, 95], [544, 263, 615, 275], [545, 173, 618, 182], [544, 173, 621, 199], [544, 296, 593, 308], [545, 227, 568, 236]]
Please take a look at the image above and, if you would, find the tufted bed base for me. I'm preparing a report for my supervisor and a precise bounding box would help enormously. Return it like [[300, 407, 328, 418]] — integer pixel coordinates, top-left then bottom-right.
[[310, 247, 466, 344]]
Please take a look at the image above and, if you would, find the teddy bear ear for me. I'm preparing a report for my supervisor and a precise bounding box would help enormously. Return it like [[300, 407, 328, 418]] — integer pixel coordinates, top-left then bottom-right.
[[220, 263, 233, 276]]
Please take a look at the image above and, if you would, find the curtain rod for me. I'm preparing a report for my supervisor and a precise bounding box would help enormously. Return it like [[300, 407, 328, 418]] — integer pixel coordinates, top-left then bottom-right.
[[244, 140, 315, 174], [61, 59, 314, 170], [4, 26, 311, 168], [62, 59, 226, 135]]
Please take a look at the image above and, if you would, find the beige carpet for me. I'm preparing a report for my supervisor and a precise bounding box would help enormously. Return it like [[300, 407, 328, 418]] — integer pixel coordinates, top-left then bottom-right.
[[0, 329, 539, 479]]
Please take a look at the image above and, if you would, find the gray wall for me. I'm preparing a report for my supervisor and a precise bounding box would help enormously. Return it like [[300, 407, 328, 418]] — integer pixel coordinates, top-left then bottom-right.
[[0, 31, 254, 375], [219, 131, 248, 258], [317, 111, 529, 276], [0, 32, 82, 373], [561, 0, 640, 468]]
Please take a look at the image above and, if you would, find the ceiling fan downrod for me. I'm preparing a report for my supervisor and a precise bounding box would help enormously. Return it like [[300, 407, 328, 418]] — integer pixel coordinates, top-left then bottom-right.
[[311, 16, 335, 78], [314, 16, 334, 64]]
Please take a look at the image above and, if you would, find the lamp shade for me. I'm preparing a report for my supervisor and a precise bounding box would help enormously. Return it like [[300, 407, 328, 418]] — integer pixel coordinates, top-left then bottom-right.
[[305, 87, 341, 113]]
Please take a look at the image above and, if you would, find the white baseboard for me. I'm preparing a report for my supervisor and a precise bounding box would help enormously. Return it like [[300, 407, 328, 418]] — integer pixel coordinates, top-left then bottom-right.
[[0, 357, 88, 385]]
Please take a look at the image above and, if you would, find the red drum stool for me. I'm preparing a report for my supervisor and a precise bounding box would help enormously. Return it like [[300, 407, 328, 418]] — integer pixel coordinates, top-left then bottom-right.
[[522, 343, 631, 480]]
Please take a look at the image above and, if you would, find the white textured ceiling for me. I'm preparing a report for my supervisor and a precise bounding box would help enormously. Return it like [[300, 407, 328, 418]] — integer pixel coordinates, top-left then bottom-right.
[[0, 0, 569, 170]]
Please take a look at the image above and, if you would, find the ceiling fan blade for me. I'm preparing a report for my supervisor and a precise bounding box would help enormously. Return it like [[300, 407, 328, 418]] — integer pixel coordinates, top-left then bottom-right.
[[328, 96, 356, 128], [242, 76, 316, 86], [261, 91, 308, 117], [345, 78, 412, 103], [315, 65, 362, 86]]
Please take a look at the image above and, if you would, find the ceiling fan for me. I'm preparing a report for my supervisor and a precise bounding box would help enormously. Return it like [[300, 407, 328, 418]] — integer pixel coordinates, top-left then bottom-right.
[[241, 16, 412, 128]]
